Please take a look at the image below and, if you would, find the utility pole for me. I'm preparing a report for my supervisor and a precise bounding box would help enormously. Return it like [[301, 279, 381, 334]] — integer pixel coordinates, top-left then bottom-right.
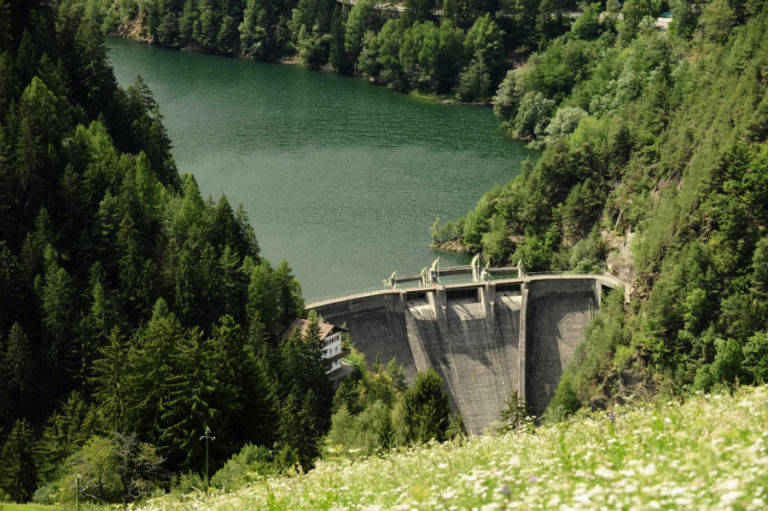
[[200, 425, 216, 495]]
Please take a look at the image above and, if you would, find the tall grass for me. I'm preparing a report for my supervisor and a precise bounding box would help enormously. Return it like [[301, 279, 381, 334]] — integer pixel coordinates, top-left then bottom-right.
[[127, 385, 767, 510]]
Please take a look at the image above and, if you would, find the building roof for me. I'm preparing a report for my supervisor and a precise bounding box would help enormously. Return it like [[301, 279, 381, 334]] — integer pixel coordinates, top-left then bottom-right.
[[283, 318, 339, 342]]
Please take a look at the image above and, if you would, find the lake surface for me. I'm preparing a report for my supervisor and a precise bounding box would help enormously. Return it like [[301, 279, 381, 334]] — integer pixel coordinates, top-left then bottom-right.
[[107, 38, 532, 301]]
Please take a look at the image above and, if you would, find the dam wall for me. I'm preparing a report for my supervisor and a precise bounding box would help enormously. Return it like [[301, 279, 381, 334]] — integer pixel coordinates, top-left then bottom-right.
[[525, 279, 600, 417], [308, 275, 620, 434]]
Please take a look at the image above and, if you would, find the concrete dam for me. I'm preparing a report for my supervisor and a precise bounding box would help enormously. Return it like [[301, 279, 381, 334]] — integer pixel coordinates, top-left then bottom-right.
[[307, 273, 624, 434]]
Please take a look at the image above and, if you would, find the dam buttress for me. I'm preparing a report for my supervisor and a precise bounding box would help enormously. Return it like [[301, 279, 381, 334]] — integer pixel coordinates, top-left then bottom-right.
[[307, 274, 624, 434]]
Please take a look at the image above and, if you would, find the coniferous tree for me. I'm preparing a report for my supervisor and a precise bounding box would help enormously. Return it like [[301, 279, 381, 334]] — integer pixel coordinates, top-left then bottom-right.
[[345, 0, 376, 63], [401, 369, 451, 444], [35, 391, 100, 485], [0, 418, 37, 502], [1, 323, 35, 428], [90, 328, 129, 433], [328, 7, 350, 73]]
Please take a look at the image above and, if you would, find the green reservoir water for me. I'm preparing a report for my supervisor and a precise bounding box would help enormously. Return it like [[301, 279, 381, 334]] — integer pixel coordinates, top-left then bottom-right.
[[106, 38, 532, 301]]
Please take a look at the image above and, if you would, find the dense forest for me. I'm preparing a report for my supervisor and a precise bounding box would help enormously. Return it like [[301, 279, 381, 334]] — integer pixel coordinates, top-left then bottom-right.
[[58, 0, 579, 101], [436, 0, 768, 416], [0, 1, 457, 504], [3, 0, 768, 505], [0, 0, 325, 501]]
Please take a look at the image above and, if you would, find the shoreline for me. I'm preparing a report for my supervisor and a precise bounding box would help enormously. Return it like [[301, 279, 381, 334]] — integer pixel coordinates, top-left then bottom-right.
[[429, 239, 470, 253], [108, 34, 493, 108]]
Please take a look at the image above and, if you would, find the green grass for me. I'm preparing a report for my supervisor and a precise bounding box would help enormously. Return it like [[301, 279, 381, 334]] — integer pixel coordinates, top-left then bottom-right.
[[125, 384, 768, 510], [0, 504, 65, 511]]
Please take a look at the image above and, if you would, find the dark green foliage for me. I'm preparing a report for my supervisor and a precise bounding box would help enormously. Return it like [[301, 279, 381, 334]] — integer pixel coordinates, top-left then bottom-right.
[[401, 369, 451, 444], [406, 0, 437, 25], [0, 419, 37, 502], [1, 323, 36, 428], [65, 0, 612, 101], [35, 392, 101, 486], [0, 2, 339, 499], [497, 392, 532, 433], [456, 50, 492, 102], [345, 0, 378, 63], [454, 0, 768, 419], [274, 321, 334, 470], [325, 352, 455, 458]]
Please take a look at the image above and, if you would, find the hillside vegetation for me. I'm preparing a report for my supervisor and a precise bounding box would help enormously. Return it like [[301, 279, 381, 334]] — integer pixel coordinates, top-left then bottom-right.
[[58, 0, 580, 101], [435, 0, 768, 416], [0, 0, 338, 503], [3, 0, 768, 506], [128, 384, 768, 510]]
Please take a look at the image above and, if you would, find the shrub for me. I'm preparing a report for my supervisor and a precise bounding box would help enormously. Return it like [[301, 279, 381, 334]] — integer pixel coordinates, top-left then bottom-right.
[[512, 91, 555, 139], [741, 331, 768, 384], [53, 434, 164, 504], [546, 106, 587, 140], [210, 444, 279, 491], [170, 472, 205, 495]]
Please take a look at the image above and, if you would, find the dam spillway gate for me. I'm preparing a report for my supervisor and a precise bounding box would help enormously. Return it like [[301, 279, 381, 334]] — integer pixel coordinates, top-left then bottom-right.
[[306, 274, 624, 434]]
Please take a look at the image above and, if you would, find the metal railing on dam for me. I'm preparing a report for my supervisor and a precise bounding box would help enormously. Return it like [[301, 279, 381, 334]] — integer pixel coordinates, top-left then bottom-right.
[[307, 272, 626, 435]]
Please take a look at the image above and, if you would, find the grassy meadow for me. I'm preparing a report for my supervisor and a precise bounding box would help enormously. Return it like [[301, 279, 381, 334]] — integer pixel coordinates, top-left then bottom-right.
[[111, 385, 768, 510]]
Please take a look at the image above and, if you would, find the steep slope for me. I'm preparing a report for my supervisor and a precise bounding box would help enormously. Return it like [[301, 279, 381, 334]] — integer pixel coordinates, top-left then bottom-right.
[[448, 1, 768, 413]]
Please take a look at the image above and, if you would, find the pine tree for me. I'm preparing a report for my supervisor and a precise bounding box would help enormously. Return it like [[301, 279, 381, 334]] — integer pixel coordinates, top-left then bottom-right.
[[0, 418, 37, 502], [219, 246, 243, 319], [91, 328, 129, 432], [35, 391, 99, 485], [401, 369, 451, 444], [160, 324, 210, 469], [1, 323, 35, 428], [179, 0, 198, 45], [328, 7, 349, 74]]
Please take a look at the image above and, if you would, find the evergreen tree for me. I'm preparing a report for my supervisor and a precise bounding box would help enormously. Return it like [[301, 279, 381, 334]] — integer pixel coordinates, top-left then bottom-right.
[[91, 328, 129, 432], [35, 391, 100, 485], [345, 0, 376, 62], [179, 0, 198, 45], [457, 49, 491, 101], [0, 418, 37, 502], [328, 7, 350, 73], [1, 323, 35, 428], [406, 0, 436, 25], [401, 369, 451, 444]]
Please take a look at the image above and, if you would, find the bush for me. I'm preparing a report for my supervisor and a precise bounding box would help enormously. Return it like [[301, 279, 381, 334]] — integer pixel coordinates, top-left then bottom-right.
[[741, 331, 768, 384], [693, 338, 745, 391], [31, 483, 57, 504], [545, 371, 581, 421], [430, 216, 463, 244], [568, 229, 607, 273], [53, 434, 164, 504], [546, 106, 587, 140], [481, 214, 511, 264], [512, 91, 555, 139], [170, 472, 205, 495], [492, 69, 522, 124]]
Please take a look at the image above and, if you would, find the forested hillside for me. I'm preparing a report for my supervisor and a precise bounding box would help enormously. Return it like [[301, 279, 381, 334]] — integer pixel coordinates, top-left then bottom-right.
[[0, 0, 336, 503], [59, 0, 579, 101], [4, 0, 768, 505], [440, 0, 768, 415]]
